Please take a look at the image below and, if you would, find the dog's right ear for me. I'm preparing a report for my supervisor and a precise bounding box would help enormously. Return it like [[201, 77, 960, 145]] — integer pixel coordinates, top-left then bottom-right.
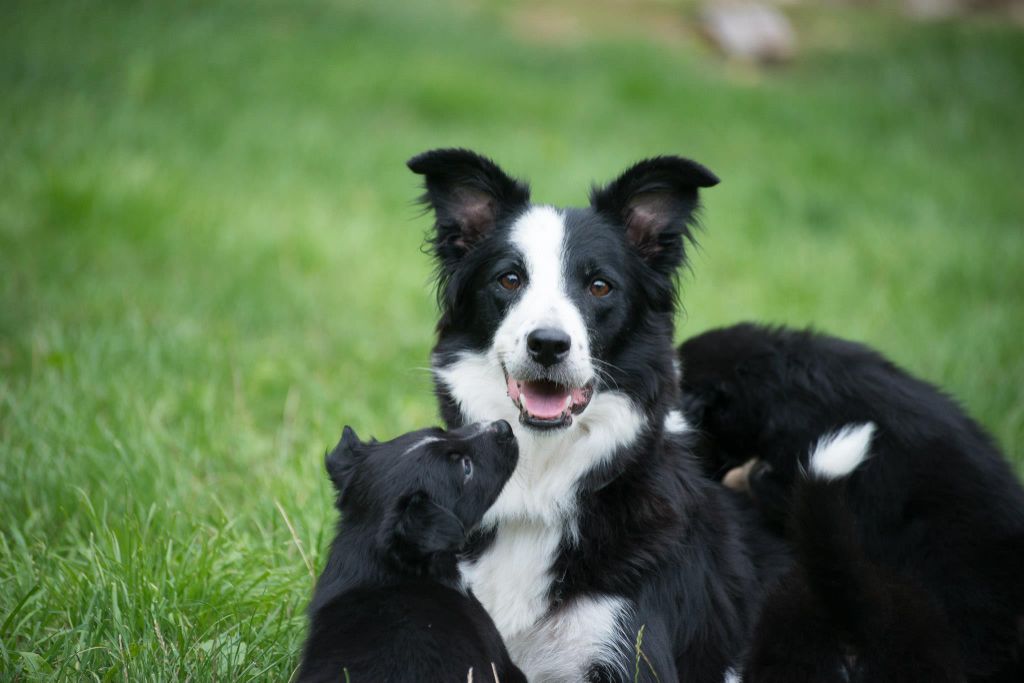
[[325, 425, 364, 497], [407, 148, 530, 267]]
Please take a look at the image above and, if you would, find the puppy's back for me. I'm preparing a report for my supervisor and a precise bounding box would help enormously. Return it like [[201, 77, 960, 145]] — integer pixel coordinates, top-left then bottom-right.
[[299, 581, 525, 683]]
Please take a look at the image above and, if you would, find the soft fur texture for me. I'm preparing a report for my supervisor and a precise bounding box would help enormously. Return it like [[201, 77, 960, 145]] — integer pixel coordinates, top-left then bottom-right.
[[297, 421, 527, 683], [680, 323, 1024, 682], [746, 423, 965, 683], [409, 149, 790, 682]]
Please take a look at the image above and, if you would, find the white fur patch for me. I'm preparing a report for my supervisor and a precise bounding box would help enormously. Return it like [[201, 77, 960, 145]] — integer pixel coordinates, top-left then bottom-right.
[[459, 520, 563, 640], [723, 668, 743, 683], [809, 422, 876, 480], [400, 436, 439, 457], [664, 409, 689, 434], [508, 595, 631, 682]]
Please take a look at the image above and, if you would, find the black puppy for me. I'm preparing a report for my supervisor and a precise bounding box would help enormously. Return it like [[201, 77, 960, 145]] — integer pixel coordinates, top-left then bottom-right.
[[680, 323, 1024, 682], [297, 421, 526, 683]]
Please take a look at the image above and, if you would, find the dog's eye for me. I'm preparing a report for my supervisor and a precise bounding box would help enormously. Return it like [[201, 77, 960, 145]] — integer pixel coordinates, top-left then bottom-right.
[[461, 456, 473, 480], [498, 272, 521, 291], [589, 278, 612, 298]]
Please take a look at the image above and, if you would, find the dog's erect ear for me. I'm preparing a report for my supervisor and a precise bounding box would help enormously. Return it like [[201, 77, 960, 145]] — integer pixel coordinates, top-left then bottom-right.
[[382, 491, 465, 565], [407, 148, 530, 265], [590, 156, 719, 273], [325, 425, 364, 496]]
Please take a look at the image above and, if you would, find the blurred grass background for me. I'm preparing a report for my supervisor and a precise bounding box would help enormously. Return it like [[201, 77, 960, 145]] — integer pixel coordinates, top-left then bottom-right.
[[1, 0, 1022, 679]]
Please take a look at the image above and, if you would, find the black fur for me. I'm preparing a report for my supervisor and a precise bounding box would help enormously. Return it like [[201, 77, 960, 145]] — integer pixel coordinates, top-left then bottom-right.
[[410, 149, 788, 682], [748, 455, 964, 682], [297, 421, 526, 683], [680, 323, 1024, 682]]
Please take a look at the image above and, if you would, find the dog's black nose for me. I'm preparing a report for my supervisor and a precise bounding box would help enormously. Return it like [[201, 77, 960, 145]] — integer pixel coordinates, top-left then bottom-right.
[[488, 419, 514, 441], [527, 328, 570, 367]]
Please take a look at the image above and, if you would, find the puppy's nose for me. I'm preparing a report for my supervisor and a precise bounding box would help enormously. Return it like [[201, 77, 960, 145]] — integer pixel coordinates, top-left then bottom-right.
[[487, 419, 514, 441], [527, 328, 570, 367]]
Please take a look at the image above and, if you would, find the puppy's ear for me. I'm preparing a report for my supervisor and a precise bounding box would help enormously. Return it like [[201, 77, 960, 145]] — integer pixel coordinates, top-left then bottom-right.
[[382, 491, 465, 565], [590, 156, 718, 274], [325, 426, 364, 497], [407, 148, 530, 267]]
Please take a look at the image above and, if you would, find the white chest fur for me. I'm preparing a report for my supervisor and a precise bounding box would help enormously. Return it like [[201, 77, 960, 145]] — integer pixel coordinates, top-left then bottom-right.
[[459, 520, 562, 643], [461, 523, 631, 682], [440, 350, 645, 679]]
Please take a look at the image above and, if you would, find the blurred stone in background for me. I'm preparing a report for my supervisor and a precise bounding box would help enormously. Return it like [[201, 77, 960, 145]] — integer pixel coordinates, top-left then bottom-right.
[[700, 1, 797, 63]]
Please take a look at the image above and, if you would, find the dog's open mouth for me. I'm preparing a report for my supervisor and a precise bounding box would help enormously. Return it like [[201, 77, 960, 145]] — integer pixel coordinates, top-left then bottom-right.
[[505, 372, 594, 430]]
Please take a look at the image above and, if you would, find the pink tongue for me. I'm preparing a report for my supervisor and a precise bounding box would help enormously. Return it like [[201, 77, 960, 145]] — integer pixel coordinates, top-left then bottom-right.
[[520, 381, 570, 420]]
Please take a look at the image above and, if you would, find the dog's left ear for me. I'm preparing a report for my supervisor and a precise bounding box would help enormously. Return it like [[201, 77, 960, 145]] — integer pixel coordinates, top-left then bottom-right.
[[590, 156, 719, 273], [382, 491, 465, 566], [325, 425, 365, 498], [407, 148, 531, 269]]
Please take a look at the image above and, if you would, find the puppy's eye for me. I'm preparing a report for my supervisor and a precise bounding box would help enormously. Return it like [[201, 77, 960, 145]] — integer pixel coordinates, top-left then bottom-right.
[[498, 272, 521, 291], [589, 278, 612, 298], [461, 456, 473, 480]]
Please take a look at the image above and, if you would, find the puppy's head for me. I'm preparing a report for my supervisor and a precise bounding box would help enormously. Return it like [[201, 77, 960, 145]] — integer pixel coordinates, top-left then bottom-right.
[[679, 325, 780, 477], [680, 323, 827, 486], [325, 421, 518, 568]]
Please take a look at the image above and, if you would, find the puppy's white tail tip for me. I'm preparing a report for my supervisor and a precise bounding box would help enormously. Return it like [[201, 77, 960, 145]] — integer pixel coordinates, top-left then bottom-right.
[[809, 422, 876, 480]]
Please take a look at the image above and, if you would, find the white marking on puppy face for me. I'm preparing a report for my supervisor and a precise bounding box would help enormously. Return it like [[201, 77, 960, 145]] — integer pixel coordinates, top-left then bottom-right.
[[495, 206, 593, 387], [664, 409, 689, 434], [508, 594, 632, 682], [400, 436, 440, 457]]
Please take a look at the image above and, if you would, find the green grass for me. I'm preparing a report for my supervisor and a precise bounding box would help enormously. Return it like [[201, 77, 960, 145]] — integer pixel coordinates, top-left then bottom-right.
[[1, 0, 1022, 679]]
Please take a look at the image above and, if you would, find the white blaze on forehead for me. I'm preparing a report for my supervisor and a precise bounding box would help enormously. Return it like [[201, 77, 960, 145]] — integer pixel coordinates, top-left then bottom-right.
[[400, 436, 440, 457], [495, 206, 592, 384]]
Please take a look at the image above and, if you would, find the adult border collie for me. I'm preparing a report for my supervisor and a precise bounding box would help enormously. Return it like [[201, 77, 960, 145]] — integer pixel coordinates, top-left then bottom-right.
[[680, 323, 1024, 682], [407, 149, 790, 682]]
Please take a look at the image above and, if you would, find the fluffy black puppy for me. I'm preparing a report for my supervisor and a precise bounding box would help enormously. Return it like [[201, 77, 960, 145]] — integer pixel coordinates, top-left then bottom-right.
[[679, 323, 1024, 682], [297, 420, 527, 683]]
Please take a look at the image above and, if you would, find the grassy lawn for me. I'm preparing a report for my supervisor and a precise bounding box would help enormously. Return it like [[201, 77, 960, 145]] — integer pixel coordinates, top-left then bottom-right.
[[1, 0, 1022, 679]]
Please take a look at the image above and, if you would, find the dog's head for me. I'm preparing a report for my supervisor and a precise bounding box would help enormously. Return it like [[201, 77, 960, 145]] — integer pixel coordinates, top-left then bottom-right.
[[410, 149, 718, 433], [325, 420, 518, 566]]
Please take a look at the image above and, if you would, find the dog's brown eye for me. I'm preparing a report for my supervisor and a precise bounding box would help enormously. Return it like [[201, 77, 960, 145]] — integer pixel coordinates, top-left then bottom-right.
[[498, 272, 521, 291], [589, 279, 612, 297]]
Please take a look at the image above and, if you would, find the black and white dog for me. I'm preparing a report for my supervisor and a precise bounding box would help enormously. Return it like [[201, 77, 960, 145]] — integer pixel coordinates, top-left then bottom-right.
[[298, 421, 526, 683], [680, 324, 1024, 682], [407, 149, 793, 681]]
